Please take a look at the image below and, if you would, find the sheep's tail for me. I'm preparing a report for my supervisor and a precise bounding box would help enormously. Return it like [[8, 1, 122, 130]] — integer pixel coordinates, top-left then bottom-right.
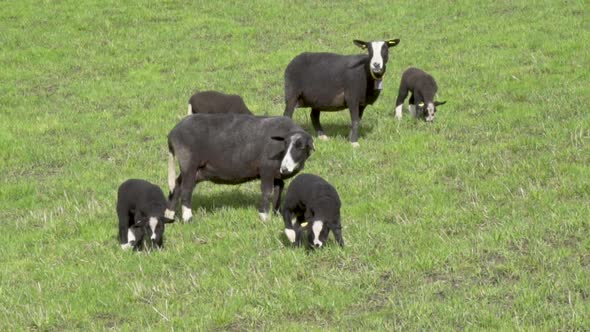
[[187, 104, 192, 116], [168, 150, 176, 193]]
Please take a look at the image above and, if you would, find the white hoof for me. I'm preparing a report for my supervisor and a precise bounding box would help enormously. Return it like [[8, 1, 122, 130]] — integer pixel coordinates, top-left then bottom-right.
[[182, 205, 192, 222], [318, 135, 329, 141], [259, 212, 270, 222], [351, 142, 360, 148], [284, 229, 296, 243], [121, 243, 132, 250], [164, 209, 175, 220]]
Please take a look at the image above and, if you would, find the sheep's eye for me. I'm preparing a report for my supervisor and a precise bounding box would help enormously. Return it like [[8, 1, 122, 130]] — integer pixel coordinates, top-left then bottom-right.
[[294, 140, 304, 149]]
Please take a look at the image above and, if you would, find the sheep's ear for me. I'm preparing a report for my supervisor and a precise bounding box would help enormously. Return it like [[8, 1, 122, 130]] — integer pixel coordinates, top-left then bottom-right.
[[353, 40, 368, 49], [386, 39, 400, 47], [434, 101, 447, 107], [270, 136, 285, 142]]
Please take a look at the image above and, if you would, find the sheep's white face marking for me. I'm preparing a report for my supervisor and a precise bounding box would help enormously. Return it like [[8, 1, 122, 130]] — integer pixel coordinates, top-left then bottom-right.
[[312, 220, 324, 247], [259, 212, 269, 222], [280, 135, 300, 174], [426, 102, 435, 122], [290, 217, 297, 227], [409, 104, 416, 118], [182, 205, 192, 222], [369, 41, 385, 74], [164, 209, 175, 220], [284, 228, 296, 243], [149, 217, 158, 240], [395, 104, 403, 119]]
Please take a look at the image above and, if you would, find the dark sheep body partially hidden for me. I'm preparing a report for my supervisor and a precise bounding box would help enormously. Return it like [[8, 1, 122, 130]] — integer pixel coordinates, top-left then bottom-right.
[[187, 90, 253, 115]]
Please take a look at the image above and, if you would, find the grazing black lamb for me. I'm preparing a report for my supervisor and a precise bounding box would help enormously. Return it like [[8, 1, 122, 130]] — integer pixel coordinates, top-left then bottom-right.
[[117, 179, 175, 250], [187, 90, 253, 115], [167, 113, 314, 222], [282, 173, 344, 248], [394, 67, 446, 122], [283, 39, 400, 147]]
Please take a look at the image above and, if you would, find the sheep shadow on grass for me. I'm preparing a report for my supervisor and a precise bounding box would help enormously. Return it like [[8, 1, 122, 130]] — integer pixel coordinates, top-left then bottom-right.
[[189, 188, 259, 213], [298, 121, 375, 142]]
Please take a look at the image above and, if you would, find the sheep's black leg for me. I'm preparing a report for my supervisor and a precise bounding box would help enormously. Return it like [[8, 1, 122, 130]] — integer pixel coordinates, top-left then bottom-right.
[[348, 104, 361, 146], [258, 175, 274, 221], [117, 207, 131, 246], [310, 109, 327, 140], [272, 179, 284, 214], [395, 84, 409, 119], [167, 174, 182, 219], [408, 93, 417, 118], [359, 105, 366, 120], [282, 208, 298, 245], [179, 170, 197, 222], [283, 96, 298, 118]]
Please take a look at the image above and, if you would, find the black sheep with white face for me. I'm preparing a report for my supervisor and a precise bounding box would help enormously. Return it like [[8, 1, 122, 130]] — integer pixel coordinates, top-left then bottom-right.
[[282, 174, 344, 248], [117, 179, 174, 251]]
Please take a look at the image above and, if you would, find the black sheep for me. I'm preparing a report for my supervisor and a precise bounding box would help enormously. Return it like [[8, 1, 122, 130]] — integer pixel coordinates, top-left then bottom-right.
[[282, 173, 344, 248], [283, 39, 400, 147]]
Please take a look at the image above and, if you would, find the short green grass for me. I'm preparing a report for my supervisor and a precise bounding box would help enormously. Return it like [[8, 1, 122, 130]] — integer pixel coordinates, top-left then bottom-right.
[[1, 0, 589, 330]]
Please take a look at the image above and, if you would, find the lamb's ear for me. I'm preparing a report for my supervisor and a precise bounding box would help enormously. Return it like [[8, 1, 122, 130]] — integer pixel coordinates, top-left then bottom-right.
[[386, 39, 400, 47], [353, 39, 368, 49], [270, 136, 285, 142], [434, 101, 447, 107]]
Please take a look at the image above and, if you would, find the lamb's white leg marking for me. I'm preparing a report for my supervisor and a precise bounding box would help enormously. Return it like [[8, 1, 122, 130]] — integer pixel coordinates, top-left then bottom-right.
[[409, 104, 416, 118], [280, 138, 298, 174], [318, 134, 329, 141], [182, 205, 192, 222], [426, 102, 435, 122], [259, 212, 269, 222], [122, 229, 137, 249], [351, 142, 360, 148], [291, 217, 297, 227], [284, 229, 296, 243], [164, 209, 175, 220], [168, 152, 176, 192], [369, 41, 385, 73], [149, 217, 158, 240], [312, 220, 324, 247], [187, 104, 192, 115], [395, 104, 403, 120]]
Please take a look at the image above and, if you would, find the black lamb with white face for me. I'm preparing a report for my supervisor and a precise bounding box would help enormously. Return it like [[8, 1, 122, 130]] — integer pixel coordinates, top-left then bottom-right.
[[281, 173, 344, 248], [116, 179, 174, 251], [394, 67, 446, 122]]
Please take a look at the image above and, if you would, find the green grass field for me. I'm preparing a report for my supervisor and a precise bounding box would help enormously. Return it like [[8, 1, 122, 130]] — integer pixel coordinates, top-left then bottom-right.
[[1, 0, 589, 330]]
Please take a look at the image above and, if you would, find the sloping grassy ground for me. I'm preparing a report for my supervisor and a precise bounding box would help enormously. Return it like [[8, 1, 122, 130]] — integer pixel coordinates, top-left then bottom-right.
[[1, 0, 588, 330]]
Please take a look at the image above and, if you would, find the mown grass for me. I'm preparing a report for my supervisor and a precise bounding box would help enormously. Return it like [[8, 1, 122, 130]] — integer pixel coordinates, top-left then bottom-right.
[[1, 0, 589, 330]]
